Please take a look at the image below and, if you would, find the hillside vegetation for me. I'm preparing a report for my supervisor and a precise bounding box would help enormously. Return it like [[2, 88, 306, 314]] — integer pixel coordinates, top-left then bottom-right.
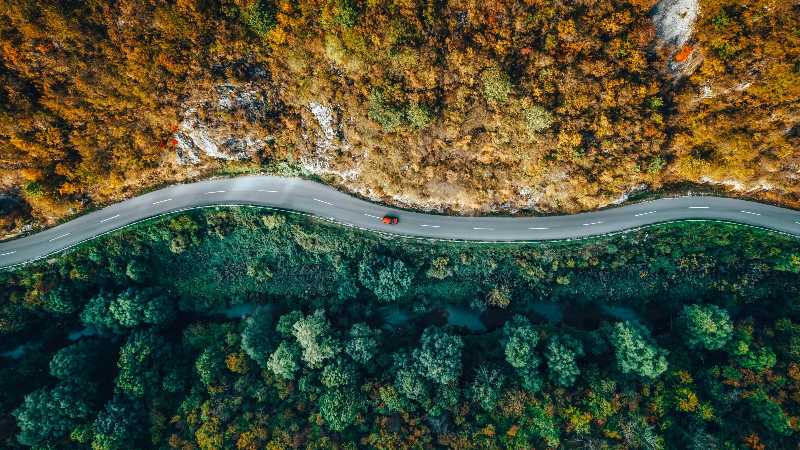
[[0, 0, 798, 235], [2, 209, 800, 448]]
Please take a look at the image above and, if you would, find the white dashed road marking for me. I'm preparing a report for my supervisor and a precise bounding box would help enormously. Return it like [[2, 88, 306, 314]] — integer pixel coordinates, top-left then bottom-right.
[[634, 211, 657, 217], [257, 189, 279, 193], [313, 198, 334, 206], [99, 214, 120, 223], [49, 233, 70, 242], [364, 213, 381, 219], [152, 198, 172, 205], [1, 251, 16, 256], [206, 190, 226, 194], [528, 227, 549, 230], [582, 221, 603, 226], [689, 206, 709, 209], [420, 224, 441, 228], [740, 210, 761, 216], [473, 227, 494, 230]]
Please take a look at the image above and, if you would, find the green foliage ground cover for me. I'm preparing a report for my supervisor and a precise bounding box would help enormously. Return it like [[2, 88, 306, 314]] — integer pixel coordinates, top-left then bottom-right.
[[1, 208, 800, 448]]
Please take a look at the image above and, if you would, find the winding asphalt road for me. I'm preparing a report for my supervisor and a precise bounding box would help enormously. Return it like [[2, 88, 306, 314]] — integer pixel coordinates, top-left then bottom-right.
[[1, 175, 800, 269]]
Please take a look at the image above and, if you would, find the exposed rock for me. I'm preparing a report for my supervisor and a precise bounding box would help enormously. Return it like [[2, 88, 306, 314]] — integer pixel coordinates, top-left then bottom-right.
[[653, 0, 699, 49], [298, 101, 360, 180], [653, 0, 701, 79], [610, 184, 649, 205], [699, 176, 775, 193], [173, 83, 274, 165]]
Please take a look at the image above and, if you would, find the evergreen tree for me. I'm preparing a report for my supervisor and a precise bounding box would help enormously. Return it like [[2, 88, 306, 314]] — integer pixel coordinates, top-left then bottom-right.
[[13, 383, 92, 446], [468, 366, 504, 412], [240, 307, 275, 367], [345, 322, 380, 365], [319, 388, 363, 431], [292, 309, 338, 368], [267, 341, 301, 380], [413, 327, 463, 385], [545, 335, 584, 387], [679, 304, 733, 351], [609, 322, 668, 380], [358, 255, 414, 303], [92, 395, 145, 450]]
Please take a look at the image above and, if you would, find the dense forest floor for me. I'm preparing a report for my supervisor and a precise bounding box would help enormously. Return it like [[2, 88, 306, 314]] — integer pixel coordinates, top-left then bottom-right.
[[1, 0, 799, 238], [1, 207, 800, 448]]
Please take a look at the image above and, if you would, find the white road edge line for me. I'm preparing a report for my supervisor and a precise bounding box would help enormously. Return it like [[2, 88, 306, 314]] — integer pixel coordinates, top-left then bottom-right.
[[689, 206, 709, 209], [99, 214, 120, 223], [206, 190, 226, 194], [313, 198, 334, 206], [740, 210, 761, 216], [528, 227, 549, 230], [1, 251, 16, 256], [152, 198, 172, 205], [364, 213, 381, 219], [420, 224, 441, 228], [49, 233, 71, 242]]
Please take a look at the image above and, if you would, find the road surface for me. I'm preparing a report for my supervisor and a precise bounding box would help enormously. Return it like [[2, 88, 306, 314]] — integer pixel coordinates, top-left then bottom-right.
[[1, 175, 799, 269]]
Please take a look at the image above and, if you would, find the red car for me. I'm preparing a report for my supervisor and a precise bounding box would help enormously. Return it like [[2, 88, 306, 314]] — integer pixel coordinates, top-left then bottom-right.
[[382, 215, 399, 225]]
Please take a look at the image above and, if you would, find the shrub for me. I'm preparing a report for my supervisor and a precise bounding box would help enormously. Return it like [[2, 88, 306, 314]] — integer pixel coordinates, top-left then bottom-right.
[[481, 67, 512, 104], [524, 105, 554, 133]]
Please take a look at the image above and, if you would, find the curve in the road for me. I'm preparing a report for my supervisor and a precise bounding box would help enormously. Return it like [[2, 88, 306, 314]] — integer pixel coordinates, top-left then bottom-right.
[[2, 175, 800, 269]]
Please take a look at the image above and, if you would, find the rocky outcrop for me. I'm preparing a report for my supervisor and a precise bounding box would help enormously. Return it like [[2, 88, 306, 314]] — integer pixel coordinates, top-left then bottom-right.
[[173, 83, 276, 165]]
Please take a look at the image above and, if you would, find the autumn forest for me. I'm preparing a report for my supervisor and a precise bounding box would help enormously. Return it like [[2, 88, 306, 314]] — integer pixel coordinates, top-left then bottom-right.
[[0, 0, 798, 236]]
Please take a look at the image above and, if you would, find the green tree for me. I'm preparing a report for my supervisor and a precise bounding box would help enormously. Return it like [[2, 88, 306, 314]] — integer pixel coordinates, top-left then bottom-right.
[[468, 366, 504, 412], [503, 315, 544, 392], [368, 88, 405, 132], [749, 391, 793, 436], [276, 310, 303, 336], [108, 288, 175, 328], [92, 395, 144, 450], [321, 359, 357, 389], [481, 67, 512, 104], [406, 103, 432, 130], [679, 304, 733, 350], [345, 322, 380, 365], [413, 327, 463, 385], [292, 309, 339, 368], [43, 286, 78, 314], [115, 330, 170, 398], [524, 105, 555, 134], [49, 339, 103, 381], [125, 259, 147, 282], [81, 291, 120, 331], [240, 307, 275, 367], [267, 341, 301, 380], [319, 388, 363, 432], [503, 315, 540, 369], [545, 335, 584, 387], [195, 347, 225, 386], [13, 383, 92, 447], [393, 352, 431, 409], [358, 255, 414, 303], [610, 322, 668, 380]]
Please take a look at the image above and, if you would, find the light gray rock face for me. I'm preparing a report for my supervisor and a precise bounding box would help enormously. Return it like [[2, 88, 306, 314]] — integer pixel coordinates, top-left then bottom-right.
[[174, 83, 273, 165], [652, 0, 699, 49]]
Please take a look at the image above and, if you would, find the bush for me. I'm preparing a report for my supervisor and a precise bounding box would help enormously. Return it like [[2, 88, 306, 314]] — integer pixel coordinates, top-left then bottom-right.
[[679, 304, 733, 351], [481, 67, 512, 104], [524, 105, 554, 133]]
